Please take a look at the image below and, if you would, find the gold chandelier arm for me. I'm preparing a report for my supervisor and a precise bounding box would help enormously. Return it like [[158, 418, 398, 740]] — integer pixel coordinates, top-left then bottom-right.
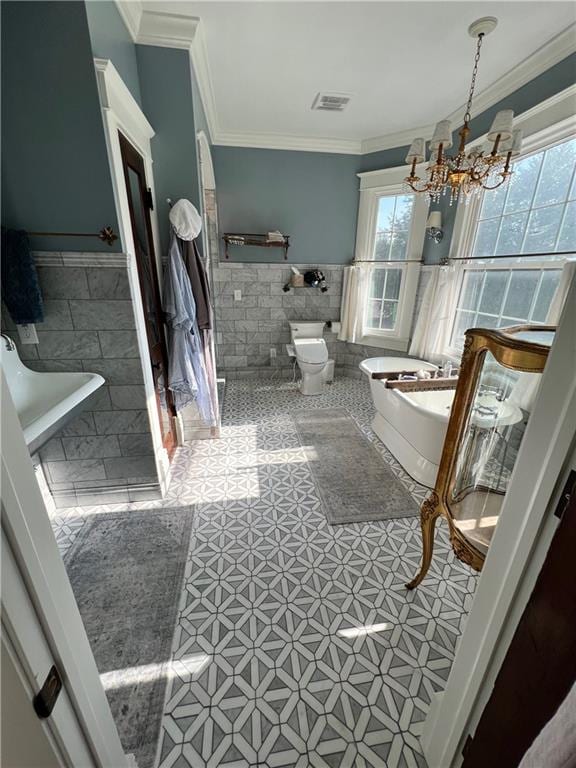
[[405, 177, 433, 194], [480, 175, 508, 191]]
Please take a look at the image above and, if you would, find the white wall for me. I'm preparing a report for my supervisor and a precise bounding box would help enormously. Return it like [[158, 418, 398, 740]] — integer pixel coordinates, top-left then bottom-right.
[[1, 638, 62, 768]]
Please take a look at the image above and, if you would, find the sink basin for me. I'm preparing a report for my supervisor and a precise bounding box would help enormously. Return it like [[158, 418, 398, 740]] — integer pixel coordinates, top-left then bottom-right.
[[1, 337, 105, 454]]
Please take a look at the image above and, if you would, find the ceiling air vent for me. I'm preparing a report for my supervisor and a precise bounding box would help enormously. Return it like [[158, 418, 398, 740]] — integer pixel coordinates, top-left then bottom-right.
[[311, 92, 351, 112]]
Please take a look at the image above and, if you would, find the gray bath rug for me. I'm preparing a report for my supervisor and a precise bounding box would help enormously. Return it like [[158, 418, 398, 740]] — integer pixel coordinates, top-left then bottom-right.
[[64, 507, 193, 768], [293, 408, 419, 524]]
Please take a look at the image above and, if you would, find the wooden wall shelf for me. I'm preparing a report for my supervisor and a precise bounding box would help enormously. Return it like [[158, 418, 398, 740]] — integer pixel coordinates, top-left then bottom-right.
[[223, 232, 290, 260]]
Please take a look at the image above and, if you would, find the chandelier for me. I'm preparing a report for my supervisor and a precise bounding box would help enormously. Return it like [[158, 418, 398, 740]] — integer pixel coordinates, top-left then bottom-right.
[[404, 17, 522, 203]]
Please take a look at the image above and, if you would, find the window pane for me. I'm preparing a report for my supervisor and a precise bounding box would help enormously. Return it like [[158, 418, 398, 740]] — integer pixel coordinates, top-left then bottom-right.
[[557, 200, 576, 252], [384, 269, 402, 299], [570, 170, 576, 201], [494, 211, 528, 256], [370, 269, 386, 299], [390, 231, 408, 260], [480, 183, 507, 219], [500, 317, 522, 328], [366, 267, 403, 331], [393, 195, 414, 230], [531, 270, 561, 322], [451, 310, 476, 346], [523, 204, 564, 253], [503, 270, 539, 318], [374, 231, 391, 260], [376, 196, 396, 232], [366, 299, 382, 328], [381, 301, 398, 330], [373, 193, 415, 261], [504, 153, 542, 214], [459, 271, 484, 310], [473, 218, 499, 257], [477, 313, 499, 329], [533, 138, 576, 207], [478, 270, 508, 315]]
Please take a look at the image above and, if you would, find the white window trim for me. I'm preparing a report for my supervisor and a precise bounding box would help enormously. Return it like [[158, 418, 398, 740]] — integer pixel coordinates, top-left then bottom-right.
[[355, 165, 429, 351], [444, 89, 576, 359]]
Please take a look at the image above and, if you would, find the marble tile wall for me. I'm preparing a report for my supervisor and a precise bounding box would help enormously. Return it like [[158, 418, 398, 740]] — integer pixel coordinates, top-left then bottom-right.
[[213, 262, 344, 378], [2, 254, 159, 507], [212, 262, 431, 379]]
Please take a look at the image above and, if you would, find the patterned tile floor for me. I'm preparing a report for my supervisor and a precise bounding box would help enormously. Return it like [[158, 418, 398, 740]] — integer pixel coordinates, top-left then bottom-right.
[[50, 377, 478, 768]]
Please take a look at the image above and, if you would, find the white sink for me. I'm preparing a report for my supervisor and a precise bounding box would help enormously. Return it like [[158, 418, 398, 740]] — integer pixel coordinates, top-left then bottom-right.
[[1, 335, 105, 454]]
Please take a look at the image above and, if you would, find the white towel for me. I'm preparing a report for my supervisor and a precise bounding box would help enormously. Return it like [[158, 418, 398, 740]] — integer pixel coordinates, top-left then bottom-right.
[[169, 199, 202, 241], [518, 681, 576, 768]]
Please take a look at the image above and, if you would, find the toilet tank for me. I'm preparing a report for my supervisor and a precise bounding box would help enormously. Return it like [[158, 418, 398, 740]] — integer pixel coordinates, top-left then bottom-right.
[[289, 321, 325, 340]]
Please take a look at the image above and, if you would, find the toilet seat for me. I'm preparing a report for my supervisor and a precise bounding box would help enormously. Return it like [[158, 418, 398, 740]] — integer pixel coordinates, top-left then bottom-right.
[[293, 338, 328, 364]]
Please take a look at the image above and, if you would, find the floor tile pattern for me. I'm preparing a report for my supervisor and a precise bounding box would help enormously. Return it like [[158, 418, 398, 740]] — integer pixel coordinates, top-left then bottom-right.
[[50, 378, 478, 768]]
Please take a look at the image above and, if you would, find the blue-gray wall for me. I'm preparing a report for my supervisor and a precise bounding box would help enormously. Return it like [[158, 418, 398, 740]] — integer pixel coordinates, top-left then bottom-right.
[[213, 147, 359, 264], [85, 0, 142, 106], [1, 1, 121, 252], [136, 46, 201, 255], [214, 53, 576, 266]]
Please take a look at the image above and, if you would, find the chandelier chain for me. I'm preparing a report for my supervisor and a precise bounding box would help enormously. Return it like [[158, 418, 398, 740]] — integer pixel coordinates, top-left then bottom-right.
[[464, 34, 483, 125]]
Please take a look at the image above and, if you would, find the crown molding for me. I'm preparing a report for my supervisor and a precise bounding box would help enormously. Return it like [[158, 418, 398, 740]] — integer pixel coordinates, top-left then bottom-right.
[[116, 6, 574, 157], [130, 10, 218, 143], [361, 23, 576, 155], [212, 131, 362, 155], [137, 11, 199, 49], [361, 123, 435, 155], [114, 0, 142, 43]]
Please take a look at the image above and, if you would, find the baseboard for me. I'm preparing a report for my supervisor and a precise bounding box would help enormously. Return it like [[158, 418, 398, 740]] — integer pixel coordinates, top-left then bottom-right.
[[51, 480, 162, 509]]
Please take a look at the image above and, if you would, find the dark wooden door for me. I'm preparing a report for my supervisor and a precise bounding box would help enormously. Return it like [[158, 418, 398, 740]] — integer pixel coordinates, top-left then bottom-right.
[[119, 133, 177, 459], [462, 471, 576, 767]]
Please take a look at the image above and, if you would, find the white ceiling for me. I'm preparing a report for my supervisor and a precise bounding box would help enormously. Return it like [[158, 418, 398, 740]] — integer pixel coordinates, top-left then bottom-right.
[[142, 1, 575, 152]]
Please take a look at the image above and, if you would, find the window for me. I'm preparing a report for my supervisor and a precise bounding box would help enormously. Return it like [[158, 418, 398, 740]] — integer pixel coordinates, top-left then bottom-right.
[[472, 137, 576, 258], [365, 194, 413, 333], [355, 168, 428, 350], [450, 266, 562, 348], [448, 133, 575, 353]]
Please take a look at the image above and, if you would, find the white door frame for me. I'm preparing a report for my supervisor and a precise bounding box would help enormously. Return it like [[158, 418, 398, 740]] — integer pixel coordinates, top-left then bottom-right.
[[1, 372, 128, 767], [94, 57, 170, 492], [422, 274, 576, 766]]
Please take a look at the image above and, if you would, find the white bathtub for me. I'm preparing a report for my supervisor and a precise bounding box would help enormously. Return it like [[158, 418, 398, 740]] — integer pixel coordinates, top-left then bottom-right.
[[360, 357, 446, 488]]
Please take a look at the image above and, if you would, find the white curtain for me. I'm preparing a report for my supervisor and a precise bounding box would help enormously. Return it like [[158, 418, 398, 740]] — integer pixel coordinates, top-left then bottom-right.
[[338, 265, 368, 343], [409, 265, 459, 362]]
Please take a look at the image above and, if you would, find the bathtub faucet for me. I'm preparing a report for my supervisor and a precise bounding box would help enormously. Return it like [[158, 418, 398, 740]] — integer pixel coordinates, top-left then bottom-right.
[[1, 333, 15, 351]]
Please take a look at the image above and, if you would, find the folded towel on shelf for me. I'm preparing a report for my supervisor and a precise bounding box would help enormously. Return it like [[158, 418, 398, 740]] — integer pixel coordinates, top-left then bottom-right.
[[1, 227, 44, 324]]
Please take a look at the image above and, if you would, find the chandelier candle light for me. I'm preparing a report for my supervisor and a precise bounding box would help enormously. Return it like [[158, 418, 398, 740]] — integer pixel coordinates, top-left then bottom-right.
[[404, 17, 523, 203]]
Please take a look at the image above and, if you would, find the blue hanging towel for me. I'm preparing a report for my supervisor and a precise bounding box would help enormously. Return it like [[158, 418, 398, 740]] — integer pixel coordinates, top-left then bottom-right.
[[1, 228, 44, 324], [163, 232, 216, 425]]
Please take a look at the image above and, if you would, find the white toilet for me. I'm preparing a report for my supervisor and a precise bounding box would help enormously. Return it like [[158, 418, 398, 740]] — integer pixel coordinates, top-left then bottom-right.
[[288, 322, 333, 395]]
